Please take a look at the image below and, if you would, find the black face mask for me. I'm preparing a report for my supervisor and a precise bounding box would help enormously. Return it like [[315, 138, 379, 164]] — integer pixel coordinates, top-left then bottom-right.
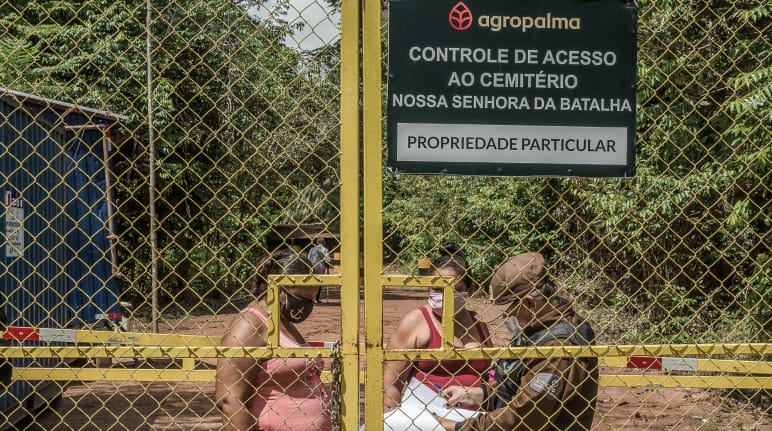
[[280, 288, 314, 323]]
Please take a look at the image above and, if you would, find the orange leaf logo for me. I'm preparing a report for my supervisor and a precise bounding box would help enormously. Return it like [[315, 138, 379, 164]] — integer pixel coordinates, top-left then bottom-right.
[[449, 2, 473, 31]]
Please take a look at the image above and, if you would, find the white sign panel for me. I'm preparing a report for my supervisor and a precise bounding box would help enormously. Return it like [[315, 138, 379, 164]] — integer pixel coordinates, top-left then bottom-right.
[[5, 191, 24, 258], [397, 123, 627, 165]]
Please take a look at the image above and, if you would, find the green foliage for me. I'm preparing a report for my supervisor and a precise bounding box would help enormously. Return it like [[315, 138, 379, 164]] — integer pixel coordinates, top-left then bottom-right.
[[556, 1, 770, 343], [383, 175, 563, 285], [0, 35, 35, 83], [0, 0, 340, 308], [0, 0, 766, 343], [383, 1, 770, 343]]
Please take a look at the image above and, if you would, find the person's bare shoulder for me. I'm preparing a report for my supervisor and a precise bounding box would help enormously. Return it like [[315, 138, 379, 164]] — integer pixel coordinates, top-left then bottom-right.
[[221, 305, 268, 348], [399, 306, 430, 326], [389, 306, 431, 348]]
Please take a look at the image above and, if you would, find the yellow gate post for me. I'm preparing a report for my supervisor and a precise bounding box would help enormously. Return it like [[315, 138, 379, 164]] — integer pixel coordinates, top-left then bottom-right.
[[362, 0, 385, 430], [339, 1, 361, 430]]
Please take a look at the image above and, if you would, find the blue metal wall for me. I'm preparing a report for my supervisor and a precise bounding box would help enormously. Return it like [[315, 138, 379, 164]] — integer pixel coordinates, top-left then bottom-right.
[[63, 126, 121, 326], [0, 94, 123, 419], [1, 101, 70, 328]]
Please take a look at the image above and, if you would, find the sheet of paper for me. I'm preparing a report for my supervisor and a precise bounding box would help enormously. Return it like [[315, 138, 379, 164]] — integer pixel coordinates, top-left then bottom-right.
[[382, 377, 480, 431]]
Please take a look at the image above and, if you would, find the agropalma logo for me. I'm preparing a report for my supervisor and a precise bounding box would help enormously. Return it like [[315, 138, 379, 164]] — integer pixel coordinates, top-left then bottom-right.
[[448, 1, 473, 31], [448, 1, 582, 32]]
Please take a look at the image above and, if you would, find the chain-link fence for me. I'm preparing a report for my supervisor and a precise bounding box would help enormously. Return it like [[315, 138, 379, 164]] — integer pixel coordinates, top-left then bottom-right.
[[372, 1, 770, 430], [0, 0, 769, 430]]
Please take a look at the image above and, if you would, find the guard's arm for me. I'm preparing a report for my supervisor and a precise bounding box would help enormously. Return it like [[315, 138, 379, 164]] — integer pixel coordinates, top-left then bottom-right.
[[456, 340, 584, 431]]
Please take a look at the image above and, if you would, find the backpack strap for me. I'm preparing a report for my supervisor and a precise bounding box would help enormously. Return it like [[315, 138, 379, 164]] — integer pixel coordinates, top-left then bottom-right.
[[488, 320, 596, 411]]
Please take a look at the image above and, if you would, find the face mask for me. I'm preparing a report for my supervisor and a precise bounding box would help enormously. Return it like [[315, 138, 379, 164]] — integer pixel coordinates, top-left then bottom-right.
[[502, 315, 522, 337], [281, 288, 314, 323], [428, 291, 470, 312]]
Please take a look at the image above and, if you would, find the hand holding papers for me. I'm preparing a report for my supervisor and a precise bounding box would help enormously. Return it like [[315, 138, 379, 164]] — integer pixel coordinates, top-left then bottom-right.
[[382, 378, 479, 431]]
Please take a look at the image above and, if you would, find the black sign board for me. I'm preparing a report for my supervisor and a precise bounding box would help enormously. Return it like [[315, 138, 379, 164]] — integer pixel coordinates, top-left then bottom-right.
[[387, 0, 638, 177]]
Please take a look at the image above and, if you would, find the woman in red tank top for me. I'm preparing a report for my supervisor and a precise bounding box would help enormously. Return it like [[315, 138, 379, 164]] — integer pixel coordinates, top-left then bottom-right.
[[383, 242, 492, 412]]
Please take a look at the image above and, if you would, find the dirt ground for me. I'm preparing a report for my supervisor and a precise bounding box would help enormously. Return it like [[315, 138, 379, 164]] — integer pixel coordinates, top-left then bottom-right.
[[31, 287, 769, 430]]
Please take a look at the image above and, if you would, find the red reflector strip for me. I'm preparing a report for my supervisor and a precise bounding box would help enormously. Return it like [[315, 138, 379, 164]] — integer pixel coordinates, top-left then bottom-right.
[[2, 326, 40, 341], [95, 313, 124, 320], [306, 341, 336, 348], [627, 356, 663, 370]]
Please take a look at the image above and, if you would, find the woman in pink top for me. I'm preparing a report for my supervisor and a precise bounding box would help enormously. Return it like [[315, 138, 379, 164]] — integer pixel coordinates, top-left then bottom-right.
[[383, 242, 492, 412], [216, 249, 332, 431]]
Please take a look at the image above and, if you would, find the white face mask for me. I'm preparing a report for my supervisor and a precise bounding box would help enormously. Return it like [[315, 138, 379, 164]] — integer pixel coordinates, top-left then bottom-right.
[[428, 291, 469, 312]]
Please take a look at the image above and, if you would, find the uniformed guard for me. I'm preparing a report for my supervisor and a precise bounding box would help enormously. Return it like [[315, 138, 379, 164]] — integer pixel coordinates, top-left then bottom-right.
[[434, 252, 599, 431]]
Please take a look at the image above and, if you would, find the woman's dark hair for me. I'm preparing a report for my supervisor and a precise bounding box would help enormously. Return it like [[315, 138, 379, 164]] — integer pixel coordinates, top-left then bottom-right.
[[248, 248, 311, 298], [431, 241, 478, 294]]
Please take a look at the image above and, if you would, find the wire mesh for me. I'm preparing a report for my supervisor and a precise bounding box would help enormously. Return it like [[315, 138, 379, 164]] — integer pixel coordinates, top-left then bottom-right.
[[0, 1, 768, 430]]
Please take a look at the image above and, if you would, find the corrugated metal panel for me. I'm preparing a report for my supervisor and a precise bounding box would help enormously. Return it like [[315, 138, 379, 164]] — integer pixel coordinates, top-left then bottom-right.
[[0, 90, 125, 422], [63, 127, 121, 325], [0, 96, 71, 418], [2, 96, 72, 328]]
